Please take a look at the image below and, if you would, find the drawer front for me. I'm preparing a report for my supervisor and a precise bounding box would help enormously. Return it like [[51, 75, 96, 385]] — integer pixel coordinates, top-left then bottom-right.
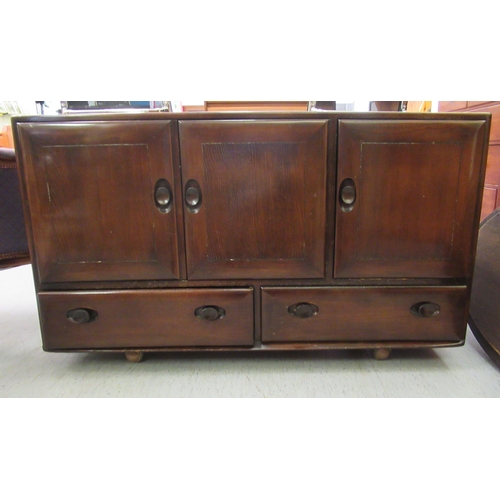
[[39, 288, 254, 350], [261, 286, 467, 344]]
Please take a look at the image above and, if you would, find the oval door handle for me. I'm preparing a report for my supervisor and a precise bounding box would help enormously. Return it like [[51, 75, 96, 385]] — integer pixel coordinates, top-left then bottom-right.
[[339, 178, 357, 212], [186, 187, 199, 206], [195, 305, 226, 321], [66, 308, 98, 324], [288, 302, 319, 319], [185, 180, 202, 213], [410, 302, 441, 318], [154, 179, 173, 213]]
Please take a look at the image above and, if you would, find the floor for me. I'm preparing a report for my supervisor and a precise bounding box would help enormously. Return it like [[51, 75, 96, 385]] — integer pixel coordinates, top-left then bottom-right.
[[1, 264, 499, 398]]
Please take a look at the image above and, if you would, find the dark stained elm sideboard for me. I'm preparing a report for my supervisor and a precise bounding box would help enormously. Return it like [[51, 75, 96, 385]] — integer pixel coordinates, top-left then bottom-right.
[[12, 111, 491, 362]]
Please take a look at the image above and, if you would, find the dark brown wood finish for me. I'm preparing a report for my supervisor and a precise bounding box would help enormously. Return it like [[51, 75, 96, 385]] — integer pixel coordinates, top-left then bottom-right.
[[468, 209, 500, 368], [10, 111, 491, 360], [179, 120, 328, 279], [17, 121, 181, 283], [261, 286, 468, 343], [335, 119, 487, 279], [39, 288, 254, 350]]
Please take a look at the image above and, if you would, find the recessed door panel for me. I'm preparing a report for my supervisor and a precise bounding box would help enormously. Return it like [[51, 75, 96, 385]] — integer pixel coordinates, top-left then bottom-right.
[[180, 120, 328, 279], [18, 121, 181, 282], [335, 119, 487, 278]]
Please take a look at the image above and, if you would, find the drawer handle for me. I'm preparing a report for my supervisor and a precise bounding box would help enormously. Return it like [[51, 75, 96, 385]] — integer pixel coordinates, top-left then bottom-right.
[[185, 179, 202, 213], [411, 302, 441, 318], [288, 302, 319, 319], [339, 178, 356, 212], [66, 308, 98, 324], [195, 305, 226, 321], [154, 179, 173, 213]]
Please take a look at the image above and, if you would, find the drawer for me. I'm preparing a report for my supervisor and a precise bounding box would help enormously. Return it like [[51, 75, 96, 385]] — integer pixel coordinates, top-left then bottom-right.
[[261, 286, 467, 344], [39, 288, 254, 350]]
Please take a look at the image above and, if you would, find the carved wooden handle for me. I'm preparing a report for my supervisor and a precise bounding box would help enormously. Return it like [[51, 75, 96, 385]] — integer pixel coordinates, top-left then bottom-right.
[[339, 178, 356, 212], [185, 179, 202, 213], [154, 179, 173, 213], [195, 305, 226, 321], [288, 302, 319, 319], [411, 302, 441, 318], [66, 308, 98, 324]]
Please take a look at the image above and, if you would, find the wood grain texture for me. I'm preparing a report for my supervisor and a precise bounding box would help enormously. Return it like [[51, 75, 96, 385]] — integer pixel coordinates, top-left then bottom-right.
[[203, 142, 304, 261], [39, 288, 254, 349], [10, 112, 491, 358], [335, 119, 488, 278], [467, 101, 494, 109], [261, 286, 468, 343], [438, 102, 467, 112], [179, 119, 328, 279], [17, 121, 181, 283]]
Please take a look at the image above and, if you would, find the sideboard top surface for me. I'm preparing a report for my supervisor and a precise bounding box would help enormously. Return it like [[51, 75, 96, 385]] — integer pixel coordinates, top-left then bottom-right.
[[11, 111, 492, 125]]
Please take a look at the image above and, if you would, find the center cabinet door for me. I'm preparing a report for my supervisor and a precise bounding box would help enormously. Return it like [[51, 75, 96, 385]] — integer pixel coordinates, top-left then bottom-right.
[[335, 119, 488, 278], [179, 120, 328, 280]]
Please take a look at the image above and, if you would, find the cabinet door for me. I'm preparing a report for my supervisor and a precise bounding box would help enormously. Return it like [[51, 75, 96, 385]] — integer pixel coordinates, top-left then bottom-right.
[[179, 120, 328, 279], [18, 121, 181, 283], [335, 119, 487, 278]]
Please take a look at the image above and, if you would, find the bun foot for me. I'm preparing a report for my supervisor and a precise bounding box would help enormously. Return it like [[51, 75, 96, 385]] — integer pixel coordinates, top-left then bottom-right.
[[373, 348, 392, 360], [125, 350, 144, 363]]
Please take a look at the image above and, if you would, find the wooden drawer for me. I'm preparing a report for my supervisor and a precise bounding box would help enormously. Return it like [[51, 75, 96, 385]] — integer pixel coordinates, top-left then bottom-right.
[[39, 288, 254, 350], [261, 286, 467, 344]]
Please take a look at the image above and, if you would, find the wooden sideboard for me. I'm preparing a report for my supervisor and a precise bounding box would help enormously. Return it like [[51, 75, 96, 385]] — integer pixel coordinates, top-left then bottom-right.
[[12, 111, 490, 362], [439, 101, 500, 220]]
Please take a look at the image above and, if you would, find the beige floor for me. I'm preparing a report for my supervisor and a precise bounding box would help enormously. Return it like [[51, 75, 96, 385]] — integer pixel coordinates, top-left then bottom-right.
[[1, 264, 499, 397]]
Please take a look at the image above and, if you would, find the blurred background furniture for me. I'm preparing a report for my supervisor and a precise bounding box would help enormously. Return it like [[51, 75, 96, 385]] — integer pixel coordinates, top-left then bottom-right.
[[0, 147, 30, 269], [0, 125, 14, 148], [404, 101, 432, 112], [369, 101, 402, 111], [308, 101, 336, 111], [204, 101, 310, 111], [439, 101, 499, 220], [468, 208, 500, 369], [61, 101, 171, 113]]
